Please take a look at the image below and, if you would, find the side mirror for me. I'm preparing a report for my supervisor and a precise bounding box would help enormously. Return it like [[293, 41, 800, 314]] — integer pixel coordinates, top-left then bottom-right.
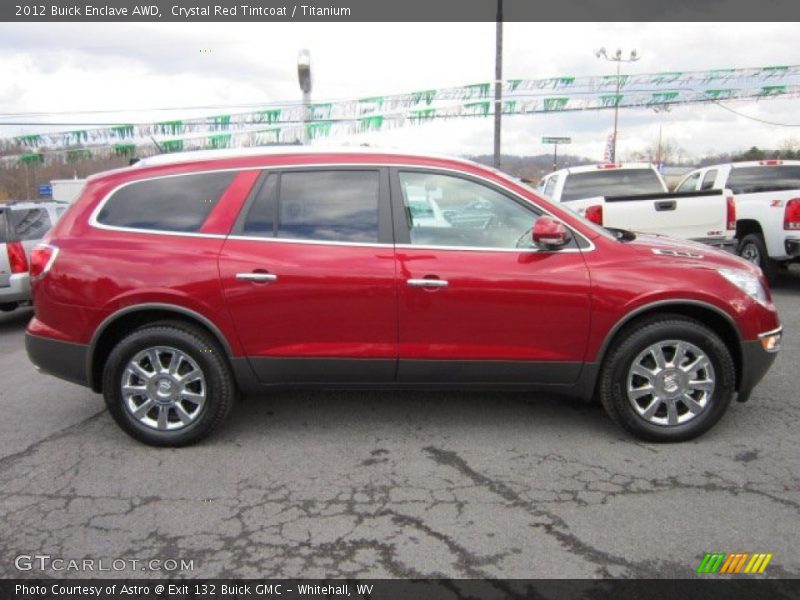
[[532, 216, 571, 249]]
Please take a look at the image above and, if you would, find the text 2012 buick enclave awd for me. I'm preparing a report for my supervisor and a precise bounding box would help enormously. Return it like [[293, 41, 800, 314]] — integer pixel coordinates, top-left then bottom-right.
[[25, 149, 782, 445]]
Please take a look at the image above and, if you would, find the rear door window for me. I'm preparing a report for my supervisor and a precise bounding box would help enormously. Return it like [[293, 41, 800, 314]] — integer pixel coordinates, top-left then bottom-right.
[[700, 170, 718, 191], [561, 169, 664, 201], [96, 171, 237, 232], [9, 208, 53, 241], [240, 170, 380, 243]]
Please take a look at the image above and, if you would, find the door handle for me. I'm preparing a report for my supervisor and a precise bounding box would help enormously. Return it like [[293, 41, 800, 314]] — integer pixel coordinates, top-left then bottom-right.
[[407, 278, 448, 288], [655, 200, 677, 211], [236, 272, 278, 283]]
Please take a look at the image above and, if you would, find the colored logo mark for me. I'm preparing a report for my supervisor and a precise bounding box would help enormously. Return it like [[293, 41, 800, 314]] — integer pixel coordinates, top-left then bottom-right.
[[696, 552, 773, 574]]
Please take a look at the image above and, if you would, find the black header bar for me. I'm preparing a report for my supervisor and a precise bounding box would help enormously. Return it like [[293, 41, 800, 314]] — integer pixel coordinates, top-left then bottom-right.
[[3, 0, 800, 22]]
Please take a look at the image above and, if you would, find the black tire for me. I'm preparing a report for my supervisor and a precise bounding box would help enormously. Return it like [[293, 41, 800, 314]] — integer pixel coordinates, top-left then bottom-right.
[[599, 315, 736, 443], [737, 233, 779, 285], [102, 321, 235, 446]]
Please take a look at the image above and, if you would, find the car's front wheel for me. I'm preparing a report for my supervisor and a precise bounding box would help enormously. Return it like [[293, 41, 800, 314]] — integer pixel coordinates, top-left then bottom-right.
[[599, 315, 736, 442], [102, 321, 235, 446]]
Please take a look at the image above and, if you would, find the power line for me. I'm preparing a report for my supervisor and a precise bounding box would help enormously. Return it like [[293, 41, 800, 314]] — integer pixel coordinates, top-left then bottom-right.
[[714, 101, 800, 127]]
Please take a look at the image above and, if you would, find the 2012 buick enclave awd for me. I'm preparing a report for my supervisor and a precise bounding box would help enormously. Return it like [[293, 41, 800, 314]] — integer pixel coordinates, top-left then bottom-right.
[[25, 149, 782, 445]]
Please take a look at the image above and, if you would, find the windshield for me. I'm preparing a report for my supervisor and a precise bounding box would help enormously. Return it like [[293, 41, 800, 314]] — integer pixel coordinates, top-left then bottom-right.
[[727, 166, 800, 194], [0, 209, 7, 243], [561, 169, 665, 202]]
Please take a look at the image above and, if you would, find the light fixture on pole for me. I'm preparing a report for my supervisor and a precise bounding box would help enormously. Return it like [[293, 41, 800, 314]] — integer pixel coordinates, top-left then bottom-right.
[[297, 49, 312, 144], [594, 47, 639, 162]]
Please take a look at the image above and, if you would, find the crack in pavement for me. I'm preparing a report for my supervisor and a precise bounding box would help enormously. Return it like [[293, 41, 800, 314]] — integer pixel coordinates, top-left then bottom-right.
[[0, 409, 107, 472]]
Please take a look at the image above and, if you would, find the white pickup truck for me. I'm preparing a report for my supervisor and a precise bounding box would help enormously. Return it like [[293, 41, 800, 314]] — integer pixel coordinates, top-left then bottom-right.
[[675, 160, 800, 282], [536, 163, 736, 250]]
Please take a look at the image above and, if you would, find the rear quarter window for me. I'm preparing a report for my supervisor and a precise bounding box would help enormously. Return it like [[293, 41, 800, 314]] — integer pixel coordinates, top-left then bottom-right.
[[96, 171, 237, 232]]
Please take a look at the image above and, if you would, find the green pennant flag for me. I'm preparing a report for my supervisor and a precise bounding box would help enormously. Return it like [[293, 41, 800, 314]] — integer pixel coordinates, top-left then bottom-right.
[[410, 90, 436, 105], [113, 143, 136, 156], [15, 134, 43, 147], [259, 109, 281, 124], [358, 116, 384, 132], [409, 108, 436, 122], [66, 149, 92, 163], [161, 139, 184, 153], [111, 125, 135, 139], [157, 120, 184, 135], [208, 134, 232, 149], [306, 121, 333, 140], [210, 115, 231, 131], [543, 97, 569, 111], [18, 152, 44, 164]]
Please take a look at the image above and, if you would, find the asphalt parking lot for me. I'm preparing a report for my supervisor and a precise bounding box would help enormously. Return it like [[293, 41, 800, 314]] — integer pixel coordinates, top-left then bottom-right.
[[0, 271, 798, 581]]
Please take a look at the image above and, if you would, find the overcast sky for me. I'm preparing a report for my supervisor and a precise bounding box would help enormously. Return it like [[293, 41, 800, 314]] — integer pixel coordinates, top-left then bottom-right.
[[1, 22, 800, 161]]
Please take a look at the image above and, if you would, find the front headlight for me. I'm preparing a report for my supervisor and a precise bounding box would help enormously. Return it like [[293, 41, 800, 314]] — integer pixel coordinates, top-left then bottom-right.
[[717, 268, 768, 304]]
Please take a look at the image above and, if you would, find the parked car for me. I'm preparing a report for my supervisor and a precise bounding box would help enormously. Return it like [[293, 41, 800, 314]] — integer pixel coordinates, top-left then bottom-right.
[[26, 148, 781, 446], [675, 160, 800, 282], [0, 200, 69, 312], [536, 163, 736, 250]]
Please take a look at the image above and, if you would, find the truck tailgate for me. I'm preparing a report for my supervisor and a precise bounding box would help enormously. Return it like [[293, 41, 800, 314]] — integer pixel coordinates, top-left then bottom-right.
[[601, 189, 730, 241]]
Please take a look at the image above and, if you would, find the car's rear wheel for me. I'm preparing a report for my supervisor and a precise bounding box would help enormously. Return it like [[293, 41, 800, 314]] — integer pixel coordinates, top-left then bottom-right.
[[599, 316, 736, 442], [102, 321, 235, 446], [737, 233, 778, 284]]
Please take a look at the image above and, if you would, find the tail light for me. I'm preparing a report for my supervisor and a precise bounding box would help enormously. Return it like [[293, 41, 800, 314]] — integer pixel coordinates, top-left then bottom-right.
[[29, 244, 59, 278], [726, 196, 736, 230], [785, 199, 800, 230], [585, 205, 603, 226], [7, 241, 28, 274]]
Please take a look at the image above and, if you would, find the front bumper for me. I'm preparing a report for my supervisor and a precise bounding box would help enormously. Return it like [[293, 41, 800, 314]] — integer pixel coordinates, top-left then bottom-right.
[[0, 272, 31, 304], [737, 327, 782, 402], [25, 333, 89, 387]]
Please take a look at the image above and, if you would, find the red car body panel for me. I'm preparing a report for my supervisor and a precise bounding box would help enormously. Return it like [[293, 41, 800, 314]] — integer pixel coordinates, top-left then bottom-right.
[[218, 240, 397, 360], [395, 248, 591, 363]]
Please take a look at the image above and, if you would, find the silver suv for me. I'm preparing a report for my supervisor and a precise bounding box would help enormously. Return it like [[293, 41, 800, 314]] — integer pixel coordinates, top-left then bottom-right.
[[1, 201, 69, 312]]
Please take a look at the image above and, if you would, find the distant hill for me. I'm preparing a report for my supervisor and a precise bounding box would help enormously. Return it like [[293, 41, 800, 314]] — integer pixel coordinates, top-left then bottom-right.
[[469, 153, 595, 183]]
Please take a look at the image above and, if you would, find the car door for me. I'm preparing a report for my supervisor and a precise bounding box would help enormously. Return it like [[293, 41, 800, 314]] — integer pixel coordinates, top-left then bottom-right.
[[218, 167, 398, 384], [390, 168, 592, 384]]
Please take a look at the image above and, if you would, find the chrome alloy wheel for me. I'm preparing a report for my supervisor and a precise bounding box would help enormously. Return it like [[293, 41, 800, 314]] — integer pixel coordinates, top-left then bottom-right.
[[121, 346, 206, 431], [626, 340, 716, 427], [740, 241, 761, 266]]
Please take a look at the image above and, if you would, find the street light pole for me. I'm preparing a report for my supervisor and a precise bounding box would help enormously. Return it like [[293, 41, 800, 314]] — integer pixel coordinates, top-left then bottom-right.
[[297, 49, 312, 145], [595, 47, 639, 162], [493, 0, 503, 169]]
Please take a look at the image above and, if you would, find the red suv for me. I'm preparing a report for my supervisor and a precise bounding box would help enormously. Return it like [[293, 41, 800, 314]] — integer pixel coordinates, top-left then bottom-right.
[[25, 149, 782, 446]]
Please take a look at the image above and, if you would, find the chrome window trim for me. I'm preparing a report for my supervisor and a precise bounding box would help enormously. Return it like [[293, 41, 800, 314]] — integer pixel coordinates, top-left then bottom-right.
[[88, 162, 596, 252]]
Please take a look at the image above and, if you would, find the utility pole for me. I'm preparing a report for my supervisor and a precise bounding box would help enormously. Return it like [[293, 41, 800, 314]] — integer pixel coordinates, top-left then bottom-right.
[[493, 0, 503, 169], [594, 47, 639, 162]]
